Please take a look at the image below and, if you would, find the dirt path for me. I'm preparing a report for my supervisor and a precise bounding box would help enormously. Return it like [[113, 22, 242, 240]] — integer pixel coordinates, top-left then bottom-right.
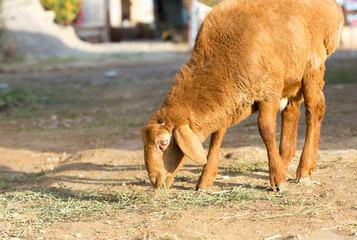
[[0, 52, 356, 240]]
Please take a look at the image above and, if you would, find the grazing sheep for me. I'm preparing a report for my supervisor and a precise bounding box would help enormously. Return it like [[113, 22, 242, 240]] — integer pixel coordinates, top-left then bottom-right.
[[141, 0, 343, 190]]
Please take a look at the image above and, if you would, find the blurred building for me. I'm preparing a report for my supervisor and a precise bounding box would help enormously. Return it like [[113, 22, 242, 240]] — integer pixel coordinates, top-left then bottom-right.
[[336, 0, 357, 26], [75, 0, 191, 43], [73, 0, 357, 48], [336, 0, 357, 47], [74, 0, 109, 43]]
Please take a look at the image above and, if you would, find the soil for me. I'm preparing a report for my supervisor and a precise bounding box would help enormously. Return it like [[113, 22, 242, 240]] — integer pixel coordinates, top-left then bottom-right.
[[0, 52, 356, 240]]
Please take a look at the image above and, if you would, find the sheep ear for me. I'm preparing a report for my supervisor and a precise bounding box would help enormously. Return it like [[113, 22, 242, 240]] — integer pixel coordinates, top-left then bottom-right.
[[174, 125, 207, 164]]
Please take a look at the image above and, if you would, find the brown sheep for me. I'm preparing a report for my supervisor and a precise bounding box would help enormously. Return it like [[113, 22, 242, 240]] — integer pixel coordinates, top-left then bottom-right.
[[141, 0, 343, 190]]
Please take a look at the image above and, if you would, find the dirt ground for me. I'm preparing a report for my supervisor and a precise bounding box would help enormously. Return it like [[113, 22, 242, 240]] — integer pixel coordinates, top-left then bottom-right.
[[0, 51, 356, 240]]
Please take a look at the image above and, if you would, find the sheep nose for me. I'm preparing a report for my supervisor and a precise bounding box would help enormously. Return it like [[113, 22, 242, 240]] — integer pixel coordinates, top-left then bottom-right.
[[149, 171, 168, 189]]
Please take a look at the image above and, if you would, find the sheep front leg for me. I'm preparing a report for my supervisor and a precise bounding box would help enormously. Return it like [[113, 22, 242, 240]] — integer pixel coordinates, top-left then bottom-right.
[[258, 100, 287, 190], [165, 156, 188, 187], [196, 128, 226, 190], [279, 101, 301, 170], [297, 68, 326, 181]]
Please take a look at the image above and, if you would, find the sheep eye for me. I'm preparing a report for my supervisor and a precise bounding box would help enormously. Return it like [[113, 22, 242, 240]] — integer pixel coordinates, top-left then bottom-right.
[[160, 139, 168, 146], [158, 139, 169, 150]]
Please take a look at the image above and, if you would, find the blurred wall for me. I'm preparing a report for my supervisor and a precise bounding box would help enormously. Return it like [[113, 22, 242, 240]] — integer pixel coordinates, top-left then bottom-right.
[[340, 27, 357, 48], [2, 0, 96, 58], [75, 0, 109, 42]]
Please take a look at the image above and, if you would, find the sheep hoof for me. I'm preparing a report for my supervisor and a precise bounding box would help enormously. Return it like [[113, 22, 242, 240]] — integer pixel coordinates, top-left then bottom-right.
[[276, 182, 288, 192], [297, 176, 321, 187], [196, 184, 213, 191], [297, 176, 311, 183]]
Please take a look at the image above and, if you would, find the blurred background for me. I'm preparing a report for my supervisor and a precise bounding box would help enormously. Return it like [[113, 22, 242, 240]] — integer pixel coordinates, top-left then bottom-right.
[[0, 0, 355, 61], [0, 0, 216, 59], [0, 1, 356, 239]]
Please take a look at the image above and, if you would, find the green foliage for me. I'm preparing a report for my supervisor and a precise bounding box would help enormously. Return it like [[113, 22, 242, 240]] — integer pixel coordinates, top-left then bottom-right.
[[0, 0, 4, 34], [199, 0, 221, 7], [0, 88, 50, 113], [40, 0, 82, 25], [0, 178, 11, 190]]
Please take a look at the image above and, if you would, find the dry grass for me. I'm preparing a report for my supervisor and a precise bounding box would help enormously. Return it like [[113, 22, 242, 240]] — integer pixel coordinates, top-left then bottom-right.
[[1, 172, 341, 238]]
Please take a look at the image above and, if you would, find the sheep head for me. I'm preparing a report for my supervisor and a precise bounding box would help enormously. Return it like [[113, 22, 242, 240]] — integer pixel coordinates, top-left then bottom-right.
[[141, 121, 207, 189]]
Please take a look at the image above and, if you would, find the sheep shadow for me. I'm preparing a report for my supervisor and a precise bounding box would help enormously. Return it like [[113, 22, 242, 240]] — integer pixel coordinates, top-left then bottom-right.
[[1, 160, 276, 195]]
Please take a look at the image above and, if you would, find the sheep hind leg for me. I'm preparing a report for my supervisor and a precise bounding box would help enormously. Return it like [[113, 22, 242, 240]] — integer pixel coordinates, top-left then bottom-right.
[[196, 128, 226, 190], [279, 101, 301, 173], [258, 100, 287, 191], [297, 67, 326, 182]]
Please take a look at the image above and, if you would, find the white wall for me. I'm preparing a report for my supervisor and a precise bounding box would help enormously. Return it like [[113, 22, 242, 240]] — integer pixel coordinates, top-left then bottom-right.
[[341, 26, 357, 48], [130, 0, 154, 26], [110, 0, 122, 27]]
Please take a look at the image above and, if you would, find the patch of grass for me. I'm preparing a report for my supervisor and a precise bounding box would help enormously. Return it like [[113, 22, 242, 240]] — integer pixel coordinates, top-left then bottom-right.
[[0, 88, 54, 117], [22, 172, 47, 184], [175, 174, 198, 182], [325, 59, 357, 84], [0, 186, 271, 237], [318, 157, 343, 170], [82, 120, 105, 129], [36, 56, 81, 66], [0, 172, 47, 191], [319, 162, 331, 169], [0, 178, 11, 190], [324, 72, 355, 84], [229, 158, 267, 174]]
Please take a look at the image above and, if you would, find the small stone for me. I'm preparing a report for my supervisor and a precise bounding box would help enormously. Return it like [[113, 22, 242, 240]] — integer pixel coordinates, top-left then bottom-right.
[[48, 123, 58, 129], [222, 175, 230, 180], [0, 83, 10, 93], [39, 229, 46, 234], [74, 233, 82, 238], [105, 71, 118, 78]]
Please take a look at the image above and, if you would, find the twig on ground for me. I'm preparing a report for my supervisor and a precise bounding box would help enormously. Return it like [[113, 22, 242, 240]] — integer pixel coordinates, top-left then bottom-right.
[[210, 190, 232, 195], [322, 220, 357, 230], [264, 234, 281, 240], [211, 213, 251, 226]]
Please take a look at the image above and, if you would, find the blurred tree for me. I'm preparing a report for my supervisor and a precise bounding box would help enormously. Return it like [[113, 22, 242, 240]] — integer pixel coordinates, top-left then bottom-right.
[[40, 0, 83, 26], [198, 0, 221, 7], [0, 0, 5, 60], [0, 0, 3, 30]]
